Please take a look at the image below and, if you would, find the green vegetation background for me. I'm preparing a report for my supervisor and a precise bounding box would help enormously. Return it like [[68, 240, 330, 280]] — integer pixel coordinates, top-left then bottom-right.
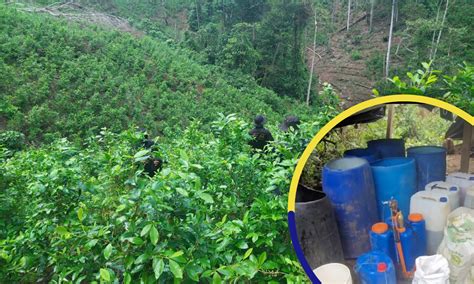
[[0, 0, 472, 283]]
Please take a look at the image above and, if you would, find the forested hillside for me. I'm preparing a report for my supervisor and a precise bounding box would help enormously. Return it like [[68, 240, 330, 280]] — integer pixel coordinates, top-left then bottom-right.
[[51, 0, 471, 107], [0, 5, 316, 144]]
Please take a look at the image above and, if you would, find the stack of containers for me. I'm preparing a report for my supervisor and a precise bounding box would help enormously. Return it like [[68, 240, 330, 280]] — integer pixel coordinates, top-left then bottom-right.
[[407, 146, 447, 191], [322, 157, 378, 258], [410, 191, 451, 255]]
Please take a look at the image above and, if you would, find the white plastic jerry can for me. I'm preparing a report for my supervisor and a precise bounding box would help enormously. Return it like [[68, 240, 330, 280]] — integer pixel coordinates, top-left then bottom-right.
[[446, 172, 474, 204], [425, 181, 461, 210], [410, 191, 451, 255], [464, 187, 474, 209]]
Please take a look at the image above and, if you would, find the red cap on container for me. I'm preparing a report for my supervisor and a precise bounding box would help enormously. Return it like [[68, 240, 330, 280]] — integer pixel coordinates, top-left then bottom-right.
[[377, 262, 387, 272]]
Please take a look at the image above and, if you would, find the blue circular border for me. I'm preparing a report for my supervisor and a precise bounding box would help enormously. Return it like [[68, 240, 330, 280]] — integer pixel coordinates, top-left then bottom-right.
[[288, 211, 321, 283]]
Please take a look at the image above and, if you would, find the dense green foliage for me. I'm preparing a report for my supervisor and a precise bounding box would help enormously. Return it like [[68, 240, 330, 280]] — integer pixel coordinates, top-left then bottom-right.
[[0, 112, 336, 283], [0, 5, 312, 144], [376, 61, 474, 114]]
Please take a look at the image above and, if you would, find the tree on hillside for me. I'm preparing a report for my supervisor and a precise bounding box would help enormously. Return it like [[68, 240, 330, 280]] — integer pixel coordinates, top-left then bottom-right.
[[257, 2, 310, 99], [385, 0, 396, 78], [347, 0, 352, 31]]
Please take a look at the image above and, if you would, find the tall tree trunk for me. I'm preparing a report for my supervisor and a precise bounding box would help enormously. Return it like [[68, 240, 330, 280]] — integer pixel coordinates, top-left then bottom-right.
[[429, 0, 443, 59], [394, 0, 398, 23], [195, 0, 201, 30], [431, 0, 449, 62], [369, 0, 374, 32], [306, 12, 318, 106], [385, 0, 396, 78], [346, 0, 351, 31]]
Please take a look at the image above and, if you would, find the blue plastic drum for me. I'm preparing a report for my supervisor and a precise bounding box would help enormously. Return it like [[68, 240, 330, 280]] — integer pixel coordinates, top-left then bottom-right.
[[407, 146, 447, 191], [368, 139, 405, 158], [322, 157, 379, 258], [355, 250, 397, 284], [371, 158, 417, 220], [344, 148, 380, 164]]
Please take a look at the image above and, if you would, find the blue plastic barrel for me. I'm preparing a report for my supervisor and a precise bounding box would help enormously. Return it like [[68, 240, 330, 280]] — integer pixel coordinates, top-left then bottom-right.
[[322, 157, 379, 258], [368, 139, 405, 158], [355, 250, 397, 284], [408, 213, 427, 261], [344, 148, 380, 164], [407, 146, 447, 191], [369, 222, 397, 264], [371, 158, 417, 220]]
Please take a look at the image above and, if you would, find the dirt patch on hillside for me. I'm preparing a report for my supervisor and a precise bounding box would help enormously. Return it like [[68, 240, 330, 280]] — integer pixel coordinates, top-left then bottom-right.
[[17, 2, 143, 36], [307, 12, 402, 109]]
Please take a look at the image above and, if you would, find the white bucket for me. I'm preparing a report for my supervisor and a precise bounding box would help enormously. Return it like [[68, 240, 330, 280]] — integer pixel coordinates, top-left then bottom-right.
[[313, 263, 353, 284]]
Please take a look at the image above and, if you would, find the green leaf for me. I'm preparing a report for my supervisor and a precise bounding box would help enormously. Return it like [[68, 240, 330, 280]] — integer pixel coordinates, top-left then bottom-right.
[[103, 243, 113, 260], [198, 192, 214, 204], [153, 258, 165, 280], [186, 265, 202, 282], [140, 224, 152, 237], [100, 268, 110, 282], [129, 237, 144, 245], [77, 207, 85, 222], [123, 273, 131, 284], [134, 149, 150, 158], [169, 259, 183, 279], [258, 252, 267, 266], [134, 253, 149, 264], [170, 250, 183, 258], [150, 226, 159, 246], [212, 272, 222, 284], [237, 241, 248, 249], [55, 226, 69, 235], [86, 239, 98, 249], [243, 248, 253, 260], [176, 187, 188, 197], [116, 204, 127, 212]]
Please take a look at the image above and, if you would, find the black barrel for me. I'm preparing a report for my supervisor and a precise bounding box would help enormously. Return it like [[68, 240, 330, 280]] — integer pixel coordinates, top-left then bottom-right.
[[295, 184, 345, 269]]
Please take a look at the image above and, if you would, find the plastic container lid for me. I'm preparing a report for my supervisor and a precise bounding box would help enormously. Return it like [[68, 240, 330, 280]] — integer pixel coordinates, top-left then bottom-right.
[[377, 262, 387, 272], [440, 197, 448, 203], [449, 186, 457, 191], [372, 222, 388, 234], [408, 213, 423, 222]]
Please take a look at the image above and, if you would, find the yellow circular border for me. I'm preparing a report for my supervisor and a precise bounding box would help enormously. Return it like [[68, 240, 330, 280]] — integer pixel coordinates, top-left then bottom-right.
[[288, 94, 474, 212]]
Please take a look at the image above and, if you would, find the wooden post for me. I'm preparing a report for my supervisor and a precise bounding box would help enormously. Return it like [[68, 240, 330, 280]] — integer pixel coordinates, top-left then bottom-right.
[[386, 105, 394, 139], [460, 121, 472, 173]]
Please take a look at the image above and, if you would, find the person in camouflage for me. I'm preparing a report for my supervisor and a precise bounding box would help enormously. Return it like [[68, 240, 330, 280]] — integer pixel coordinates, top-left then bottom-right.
[[279, 115, 300, 132], [141, 132, 163, 177], [248, 115, 274, 151]]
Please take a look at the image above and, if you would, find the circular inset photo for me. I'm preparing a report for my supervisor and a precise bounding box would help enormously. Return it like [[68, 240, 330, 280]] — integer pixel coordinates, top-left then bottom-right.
[[288, 95, 474, 283]]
